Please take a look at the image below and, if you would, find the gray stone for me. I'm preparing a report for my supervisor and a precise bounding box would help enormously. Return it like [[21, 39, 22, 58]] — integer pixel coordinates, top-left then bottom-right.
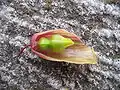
[[0, 0, 120, 90]]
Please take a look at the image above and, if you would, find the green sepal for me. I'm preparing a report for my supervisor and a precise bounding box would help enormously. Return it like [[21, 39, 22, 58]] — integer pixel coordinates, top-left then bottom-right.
[[50, 34, 74, 52], [38, 37, 50, 50]]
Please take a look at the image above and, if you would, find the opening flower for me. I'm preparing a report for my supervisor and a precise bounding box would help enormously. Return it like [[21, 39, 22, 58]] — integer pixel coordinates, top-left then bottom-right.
[[30, 29, 97, 64]]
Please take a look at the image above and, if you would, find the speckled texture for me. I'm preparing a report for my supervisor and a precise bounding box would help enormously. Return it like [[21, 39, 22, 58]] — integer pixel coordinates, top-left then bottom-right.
[[0, 0, 120, 90]]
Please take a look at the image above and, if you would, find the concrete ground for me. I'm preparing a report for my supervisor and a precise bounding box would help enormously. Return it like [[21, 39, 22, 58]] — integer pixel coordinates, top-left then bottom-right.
[[0, 0, 120, 90]]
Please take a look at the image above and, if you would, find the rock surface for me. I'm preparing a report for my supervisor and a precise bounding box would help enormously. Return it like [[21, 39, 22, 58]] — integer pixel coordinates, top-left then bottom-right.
[[0, 0, 120, 90]]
